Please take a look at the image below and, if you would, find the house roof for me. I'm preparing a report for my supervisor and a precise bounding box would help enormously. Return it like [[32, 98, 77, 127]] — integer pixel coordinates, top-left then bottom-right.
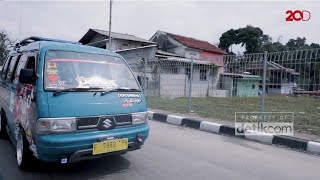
[[114, 44, 157, 53], [221, 73, 262, 80], [166, 32, 225, 54], [79, 29, 156, 45], [245, 61, 300, 75], [155, 50, 184, 58], [149, 57, 219, 66]]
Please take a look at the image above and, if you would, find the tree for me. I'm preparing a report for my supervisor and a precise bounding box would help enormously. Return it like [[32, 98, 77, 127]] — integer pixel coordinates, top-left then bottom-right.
[[285, 37, 309, 51], [0, 31, 12, 65], [218, 25, 269, 54], [218, 28, 239, 54], [218, 26, 320, 54], [218, 26, 320, 90]]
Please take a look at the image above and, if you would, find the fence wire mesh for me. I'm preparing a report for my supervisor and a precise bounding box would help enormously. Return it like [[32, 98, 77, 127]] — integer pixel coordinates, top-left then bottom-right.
[[139, 49, 320, 134]]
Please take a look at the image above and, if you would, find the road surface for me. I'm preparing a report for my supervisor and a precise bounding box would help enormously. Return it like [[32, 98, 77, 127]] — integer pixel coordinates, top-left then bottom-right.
[[0, 120, 319, 180]]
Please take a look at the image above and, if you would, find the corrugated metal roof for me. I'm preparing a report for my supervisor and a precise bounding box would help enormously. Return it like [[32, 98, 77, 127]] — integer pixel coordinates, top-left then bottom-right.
[[79, 29, 156, 45], [155, 50, 183, 58], [221, 73, 262, 80], [114, 44, 157, 53], [164, 57, 218, 65]]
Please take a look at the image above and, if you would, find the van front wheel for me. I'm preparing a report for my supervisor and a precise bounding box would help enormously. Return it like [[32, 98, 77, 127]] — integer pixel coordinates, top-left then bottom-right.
[[16, 129, 34, 170], [0, 110, 7, 139]]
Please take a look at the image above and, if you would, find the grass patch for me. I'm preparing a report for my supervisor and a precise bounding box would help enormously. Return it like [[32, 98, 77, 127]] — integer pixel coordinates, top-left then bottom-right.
[[147, 96, 320, 135]]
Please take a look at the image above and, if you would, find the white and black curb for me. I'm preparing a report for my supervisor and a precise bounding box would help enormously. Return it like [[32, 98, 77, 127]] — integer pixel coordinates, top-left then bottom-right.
[[148, 111, 320, 155]]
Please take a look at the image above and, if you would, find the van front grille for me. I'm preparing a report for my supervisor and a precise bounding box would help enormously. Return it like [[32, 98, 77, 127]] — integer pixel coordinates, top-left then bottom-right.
[[77, 117, 99, 129], [77, 114, 132, 130]]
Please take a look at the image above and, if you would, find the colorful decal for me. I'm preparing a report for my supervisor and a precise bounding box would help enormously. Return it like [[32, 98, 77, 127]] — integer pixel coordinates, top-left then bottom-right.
[[9, 91, 15, 112], [47, 62, 58, 75], [46, 61, 62, 88], [14, 84, 36, 148], [48, 74, 58, 82]]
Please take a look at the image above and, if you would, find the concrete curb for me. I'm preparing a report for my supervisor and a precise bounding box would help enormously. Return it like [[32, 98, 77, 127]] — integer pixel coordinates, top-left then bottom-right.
[[148, 111, 320, 155]]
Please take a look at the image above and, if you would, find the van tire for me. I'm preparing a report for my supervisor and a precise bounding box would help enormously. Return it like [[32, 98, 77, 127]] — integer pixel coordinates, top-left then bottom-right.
[[16, 128, 34, 170], [0, 110, 7, 139]]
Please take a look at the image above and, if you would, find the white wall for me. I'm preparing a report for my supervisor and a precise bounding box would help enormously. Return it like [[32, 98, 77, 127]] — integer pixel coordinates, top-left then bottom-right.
[[151, 73, 228, 99], [160, 74, 188, 98], [185, 49, 201, 59]]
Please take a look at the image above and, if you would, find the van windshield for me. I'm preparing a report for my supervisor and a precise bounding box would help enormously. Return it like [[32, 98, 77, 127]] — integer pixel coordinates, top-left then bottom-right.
[[44, 51, 140, 91]]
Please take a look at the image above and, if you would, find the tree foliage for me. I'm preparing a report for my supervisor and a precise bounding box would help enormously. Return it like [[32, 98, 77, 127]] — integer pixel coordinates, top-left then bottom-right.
[[0, 31, 12, 65], [218, 26, 320, 91], [218, 25, 320, 54]]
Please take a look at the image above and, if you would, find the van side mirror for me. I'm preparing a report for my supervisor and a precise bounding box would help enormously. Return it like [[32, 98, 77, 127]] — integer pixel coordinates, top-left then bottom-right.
[[19, 69, 34, 84]]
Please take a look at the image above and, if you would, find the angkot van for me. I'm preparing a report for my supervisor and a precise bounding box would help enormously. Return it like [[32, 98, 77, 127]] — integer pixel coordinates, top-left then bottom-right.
[[0, 37, 149, 170]]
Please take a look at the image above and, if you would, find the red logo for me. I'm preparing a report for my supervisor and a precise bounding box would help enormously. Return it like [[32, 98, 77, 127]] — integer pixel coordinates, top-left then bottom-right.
[[286, 10, 311, 21]]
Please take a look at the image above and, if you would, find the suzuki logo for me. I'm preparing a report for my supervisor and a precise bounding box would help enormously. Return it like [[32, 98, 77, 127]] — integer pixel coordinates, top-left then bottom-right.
[[103, 119, 112, 129]]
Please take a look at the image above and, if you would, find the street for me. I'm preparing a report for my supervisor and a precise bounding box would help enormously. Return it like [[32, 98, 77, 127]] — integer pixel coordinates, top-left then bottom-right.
[[0, 120, 320, 180]]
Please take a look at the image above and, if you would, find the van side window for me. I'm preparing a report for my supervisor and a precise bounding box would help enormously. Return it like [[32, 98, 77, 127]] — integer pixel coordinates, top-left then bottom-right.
[[25, 56, 36, 85], [13, 55, 28, 85], [26, 56, 36, 71], [6, 56, 19, 82], [1, 56, 13, 80], [7, 55, 22, 83]]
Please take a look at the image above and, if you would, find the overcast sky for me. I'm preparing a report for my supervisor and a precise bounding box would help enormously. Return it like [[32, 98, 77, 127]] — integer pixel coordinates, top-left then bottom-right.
[[0, 0, 319, 53]]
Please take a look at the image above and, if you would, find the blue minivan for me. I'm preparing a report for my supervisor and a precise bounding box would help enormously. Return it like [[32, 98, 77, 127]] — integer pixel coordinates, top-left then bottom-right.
[[0, 37, 149, 170]]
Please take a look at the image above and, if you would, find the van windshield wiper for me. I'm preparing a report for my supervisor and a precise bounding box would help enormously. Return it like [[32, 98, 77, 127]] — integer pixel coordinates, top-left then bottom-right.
[[53, 87, 103, 96], [100, 88, 141, 96]]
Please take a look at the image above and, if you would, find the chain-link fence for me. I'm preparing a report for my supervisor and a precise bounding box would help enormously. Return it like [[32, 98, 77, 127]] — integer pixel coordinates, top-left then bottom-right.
[[139, 49, 320, 134]]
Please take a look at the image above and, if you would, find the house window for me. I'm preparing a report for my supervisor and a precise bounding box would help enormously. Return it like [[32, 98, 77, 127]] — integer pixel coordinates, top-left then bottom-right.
[[252, 84, 255, 89], [172, 67, 178, 74], [200, 68, 207, 81], [185, 67, 191, 80]]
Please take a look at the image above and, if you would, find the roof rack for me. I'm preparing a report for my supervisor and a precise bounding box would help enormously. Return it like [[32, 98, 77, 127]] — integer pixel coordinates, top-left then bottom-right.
[[15, 36, 81, 47]]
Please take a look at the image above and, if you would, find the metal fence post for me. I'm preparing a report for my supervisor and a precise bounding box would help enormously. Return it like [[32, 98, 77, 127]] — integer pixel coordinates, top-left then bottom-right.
[[143, 58, 147, 92], [261, 51, 268, 123], [188, 57, 194, 113]]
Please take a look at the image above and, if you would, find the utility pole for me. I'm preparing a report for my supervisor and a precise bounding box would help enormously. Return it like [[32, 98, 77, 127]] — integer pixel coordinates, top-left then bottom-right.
[[108, 0, 113, 50]]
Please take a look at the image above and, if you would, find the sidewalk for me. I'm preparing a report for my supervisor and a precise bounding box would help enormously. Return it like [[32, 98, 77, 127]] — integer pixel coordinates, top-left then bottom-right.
[[149, 108, 320, 142]]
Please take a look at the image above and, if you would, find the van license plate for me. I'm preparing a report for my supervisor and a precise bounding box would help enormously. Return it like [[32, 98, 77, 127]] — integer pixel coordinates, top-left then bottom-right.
[[92, 138, 128, 155]]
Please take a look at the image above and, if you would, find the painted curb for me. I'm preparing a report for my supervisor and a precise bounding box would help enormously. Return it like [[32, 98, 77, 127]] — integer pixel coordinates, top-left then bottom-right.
[[181, 118, 201, 129], [307, 141, 320, 154], [148, 111, 320, 155], [167, 115, 183, 125], [272, 136, 308, 151], [200, 121, 221, 133], [244, 130, 274, 145]]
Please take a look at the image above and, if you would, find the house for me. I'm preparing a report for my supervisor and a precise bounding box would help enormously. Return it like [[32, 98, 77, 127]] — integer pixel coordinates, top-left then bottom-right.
[[225, 60, 299, 95], [78, 29, 157, 86], [220, 73, 261, 97], [146, 31, 227, 98], [79, 29, 156, 51], [150, 30, 225, 70], [78, 29, 228, 98]]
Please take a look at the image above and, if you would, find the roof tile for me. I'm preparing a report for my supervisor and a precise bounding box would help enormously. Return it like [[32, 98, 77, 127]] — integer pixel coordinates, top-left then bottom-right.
[[167, 33, 225, 54]]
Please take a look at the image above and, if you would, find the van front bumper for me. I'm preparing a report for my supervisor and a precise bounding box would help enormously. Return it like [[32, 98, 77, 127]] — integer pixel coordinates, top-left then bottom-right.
[[34, 124, 149, 163]]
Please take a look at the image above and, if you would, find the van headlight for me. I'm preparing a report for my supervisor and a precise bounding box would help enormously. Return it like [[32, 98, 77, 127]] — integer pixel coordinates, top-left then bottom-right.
[[132, 112, 148, 125], [36, 118, 77, 133]]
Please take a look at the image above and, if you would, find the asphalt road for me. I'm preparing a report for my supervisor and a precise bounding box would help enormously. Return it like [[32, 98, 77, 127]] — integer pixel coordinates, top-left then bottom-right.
[[1, 120, 320, 180]]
